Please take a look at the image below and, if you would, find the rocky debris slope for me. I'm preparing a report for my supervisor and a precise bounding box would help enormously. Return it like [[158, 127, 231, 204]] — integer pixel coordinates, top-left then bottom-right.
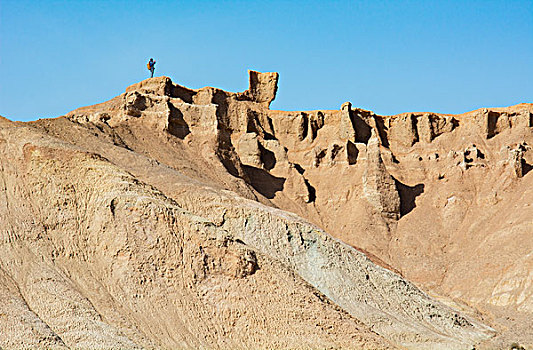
[[0, 118, 392, 349], [0, 114, 490, 349], [1, 71, 531, 348]]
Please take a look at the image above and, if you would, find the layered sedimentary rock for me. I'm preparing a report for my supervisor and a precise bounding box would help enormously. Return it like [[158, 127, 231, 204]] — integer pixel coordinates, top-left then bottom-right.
[[1, 70, 532, 349]]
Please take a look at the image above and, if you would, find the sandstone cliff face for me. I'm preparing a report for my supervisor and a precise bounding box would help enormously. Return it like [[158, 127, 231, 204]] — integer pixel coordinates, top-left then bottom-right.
[[1, 71, 531, 349]]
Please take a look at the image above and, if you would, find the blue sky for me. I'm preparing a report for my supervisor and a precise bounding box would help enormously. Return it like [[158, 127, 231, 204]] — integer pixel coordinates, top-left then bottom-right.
[[1, 0, 532, 121]]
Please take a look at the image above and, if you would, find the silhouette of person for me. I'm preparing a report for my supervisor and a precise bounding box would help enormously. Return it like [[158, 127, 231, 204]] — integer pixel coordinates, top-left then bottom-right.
[[148, 58, 156, 78]]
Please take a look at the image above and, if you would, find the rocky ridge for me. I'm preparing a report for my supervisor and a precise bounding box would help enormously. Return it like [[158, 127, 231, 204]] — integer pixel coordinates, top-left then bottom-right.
[[0, 71, 531, 349]]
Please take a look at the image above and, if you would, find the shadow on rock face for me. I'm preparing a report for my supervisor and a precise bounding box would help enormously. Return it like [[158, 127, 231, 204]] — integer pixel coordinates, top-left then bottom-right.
[[394, 179, 425, 217], [522, 159, 533, 177], [259, 143, 276, 171], [304, 179, 316, 202], [167, 105, 190, 139], [353, 113, 372, 143], [346, 141, 359, 165], [243, 165, 285, 199]]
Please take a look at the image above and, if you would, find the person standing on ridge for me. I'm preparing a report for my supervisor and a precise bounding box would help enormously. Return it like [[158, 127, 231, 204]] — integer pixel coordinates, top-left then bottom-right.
[[147, 58, 156, 78]]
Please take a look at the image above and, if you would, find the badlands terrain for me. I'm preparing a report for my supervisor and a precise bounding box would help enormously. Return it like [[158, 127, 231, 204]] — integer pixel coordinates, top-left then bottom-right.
[[0, 71, 531, 349]]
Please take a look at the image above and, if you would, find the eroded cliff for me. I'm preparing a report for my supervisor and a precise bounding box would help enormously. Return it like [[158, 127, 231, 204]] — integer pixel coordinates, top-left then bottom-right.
[[1, 71, 531, 349]]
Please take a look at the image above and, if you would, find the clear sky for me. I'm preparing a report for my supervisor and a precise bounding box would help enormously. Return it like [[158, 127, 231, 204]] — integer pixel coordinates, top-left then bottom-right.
[[1, 0, 532, 121]]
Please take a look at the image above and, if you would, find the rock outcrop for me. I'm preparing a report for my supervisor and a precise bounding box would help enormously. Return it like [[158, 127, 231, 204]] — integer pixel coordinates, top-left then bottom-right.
[[363, 130, 401, 220], [1, 71, 532, 349], [246, 70, 278, 106]]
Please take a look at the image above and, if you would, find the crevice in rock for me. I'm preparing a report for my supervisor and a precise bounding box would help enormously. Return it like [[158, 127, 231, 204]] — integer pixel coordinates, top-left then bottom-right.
[[374, 117, 390, 148], [521, 159, 533, 177], [394, 179, 425, 217], [242, 165, 285, 199], [293, 163, 305, 175], [304, 179, 316, 203], [314, 149, 327, 167], [487, 110, 500, 139], [167, 104, 190, 139], [309, 112, 324, 140], [353, 112, 372, 143], [259, 143, 276, 171], [346, 141, 359, 165]]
